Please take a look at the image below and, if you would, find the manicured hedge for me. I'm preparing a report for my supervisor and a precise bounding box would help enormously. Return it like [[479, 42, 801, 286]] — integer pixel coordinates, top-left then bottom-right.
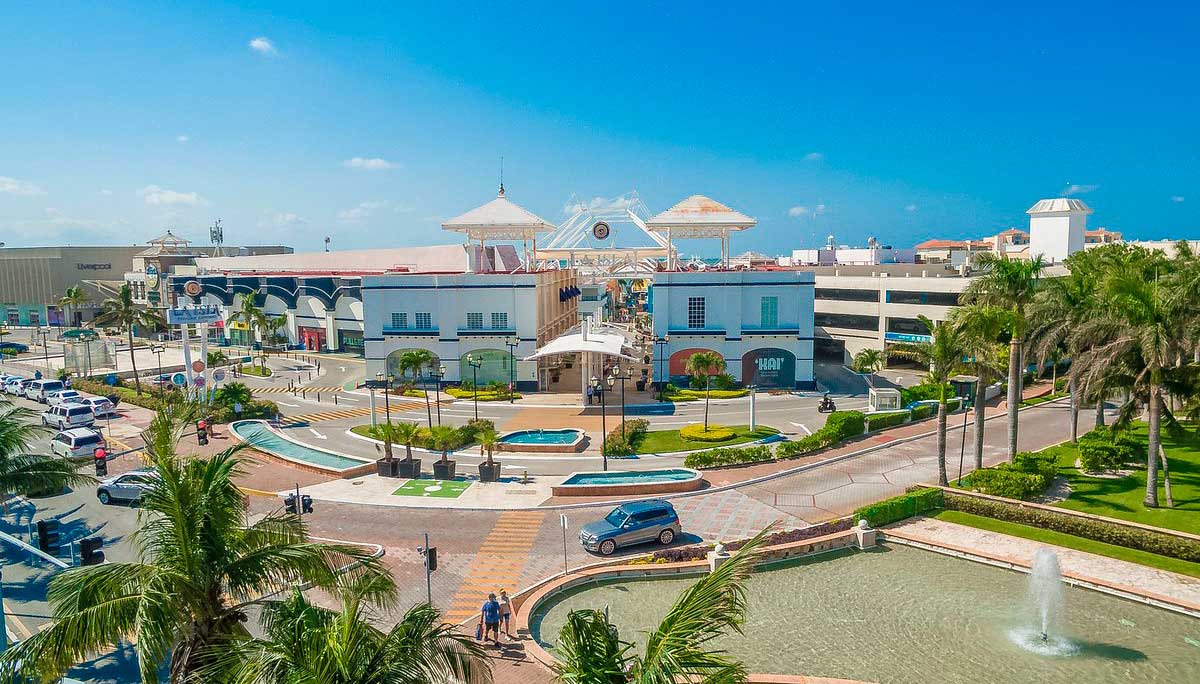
[[602, 418, 650, 457], [853, 487, 943, 527], [942, 491, 1200, 563], [1077, 428, 1146, 471], [683, 445, 773, 469], [445, 387, 522, 401], [959, 450, 1058, 499], [680, 423, 736, 442], [775, 410, 866, 460], [867, 411, 908, 431]]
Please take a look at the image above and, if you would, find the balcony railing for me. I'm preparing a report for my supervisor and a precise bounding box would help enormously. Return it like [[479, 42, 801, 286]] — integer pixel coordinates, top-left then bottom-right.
[[382, 326, 439, 336]]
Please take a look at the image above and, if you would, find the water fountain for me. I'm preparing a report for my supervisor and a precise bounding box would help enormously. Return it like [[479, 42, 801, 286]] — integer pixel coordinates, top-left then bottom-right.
[[1009, 547, 1078, 656]]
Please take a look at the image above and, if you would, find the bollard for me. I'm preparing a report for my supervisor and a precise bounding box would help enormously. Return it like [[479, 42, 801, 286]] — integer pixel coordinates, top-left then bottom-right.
[[302, 389, 306, 400], [334, 394, 338, 406], [317, 393, 321, 402]]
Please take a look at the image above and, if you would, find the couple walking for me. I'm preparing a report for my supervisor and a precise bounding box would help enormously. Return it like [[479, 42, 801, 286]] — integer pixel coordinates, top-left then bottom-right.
[[477, 590, 513, 646]]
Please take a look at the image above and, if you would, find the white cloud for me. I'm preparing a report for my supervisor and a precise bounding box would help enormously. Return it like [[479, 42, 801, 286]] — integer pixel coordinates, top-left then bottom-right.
[[1062, 183, 1099, 196], [787, 205, 810, 217], [803, 152, 824, 162], [1171, 195, 1185, 203], [44, 207, 95, 228], [259, 212, 307, 227], [249, 37, 276, 55], [176, 135, 189, 144], [337, 200, 388, 223], [563, 195, 636, 214], [341, 157, 395, 170], [139, 184, 202, 206], [905, 204, 918, 212], [0, 176, 45, 195], [98, 189, 112, 196]]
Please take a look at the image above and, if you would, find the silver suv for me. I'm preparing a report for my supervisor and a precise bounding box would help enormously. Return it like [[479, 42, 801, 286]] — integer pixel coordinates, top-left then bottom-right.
[[97, 469, 160, 505]]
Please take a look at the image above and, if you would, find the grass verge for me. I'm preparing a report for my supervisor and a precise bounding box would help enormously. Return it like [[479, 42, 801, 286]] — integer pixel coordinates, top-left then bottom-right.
[[931, 509, 1200, 579], [633, 424, 779, 454]]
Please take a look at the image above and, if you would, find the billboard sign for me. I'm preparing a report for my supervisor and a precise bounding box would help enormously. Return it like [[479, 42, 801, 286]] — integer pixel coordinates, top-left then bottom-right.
[[741, 348, 796, 388], [884, 332, 933, 344], [145, 264, 160, 290], [167, 305, 221, 325]]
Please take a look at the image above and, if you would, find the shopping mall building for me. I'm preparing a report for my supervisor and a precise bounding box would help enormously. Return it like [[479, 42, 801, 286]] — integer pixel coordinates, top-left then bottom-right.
[[168, 189, 818, 393]]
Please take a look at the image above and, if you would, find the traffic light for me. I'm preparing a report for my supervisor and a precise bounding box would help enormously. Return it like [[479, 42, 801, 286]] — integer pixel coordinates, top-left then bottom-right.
[[300, 494, 313, 514], [94, 448, 107, 477], [36, 519, 61, 555], [425, 546, 438, 572], [284, 493, 297, 515], [80, 537, 104, 566], [196, 421, 208, 446]]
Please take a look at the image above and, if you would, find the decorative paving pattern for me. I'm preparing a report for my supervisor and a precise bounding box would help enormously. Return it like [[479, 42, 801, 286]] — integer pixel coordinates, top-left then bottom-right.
[[670, 489, 801, 541], [442, 510, 546, 624], [276, 401, 426, 425]]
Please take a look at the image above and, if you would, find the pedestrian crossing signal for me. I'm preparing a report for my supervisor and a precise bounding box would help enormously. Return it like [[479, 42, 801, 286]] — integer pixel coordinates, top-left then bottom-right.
[[37, 519, 61, 555]]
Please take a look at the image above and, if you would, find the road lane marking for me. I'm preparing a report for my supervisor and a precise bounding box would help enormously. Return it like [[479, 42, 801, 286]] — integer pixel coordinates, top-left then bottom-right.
[[790, 422, 812, 434], [308, 429, 327, 440]]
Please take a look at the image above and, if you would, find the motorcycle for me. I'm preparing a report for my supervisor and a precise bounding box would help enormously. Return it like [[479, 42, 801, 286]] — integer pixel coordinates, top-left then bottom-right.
[[817, 396, 837, 413]]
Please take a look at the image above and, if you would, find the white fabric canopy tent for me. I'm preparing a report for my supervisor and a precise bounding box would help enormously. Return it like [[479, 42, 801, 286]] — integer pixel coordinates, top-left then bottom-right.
[[524, 316, 638, 405]]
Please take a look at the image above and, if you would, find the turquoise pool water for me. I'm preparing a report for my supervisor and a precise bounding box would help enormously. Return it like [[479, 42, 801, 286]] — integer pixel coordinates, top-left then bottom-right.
[[531, 544, 1200, 683], [561, 468, 699, 486], [500, 429, 583, 445], [231, 421, 369, 471]]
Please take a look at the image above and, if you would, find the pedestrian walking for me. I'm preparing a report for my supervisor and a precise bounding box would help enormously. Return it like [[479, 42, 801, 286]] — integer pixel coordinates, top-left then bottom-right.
[[498, 589, 513, 639], [479, 593, 501, 646]]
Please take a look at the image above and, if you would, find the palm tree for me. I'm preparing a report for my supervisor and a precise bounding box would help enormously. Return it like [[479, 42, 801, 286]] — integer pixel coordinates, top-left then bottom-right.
[[952, 305, 1011, 471], [961, 253, 1045, 460], [1071, 264, 1181, 507], [684, 351, 726, 430], [888, 316, 969, 485], [58, 284, 89, 328], [851, 348, 886, 388], [477, 426, 499, 471], [428, 424, 458, 468], [93, 283, 164, 396], [0, 404, 393, 684], [374, 419, 422, 465], [399, 349, 437, 427], [198, 577, 489, 684], [552, 527, 770, 684], [0, 398, 93, 500], [228, 293, 265, 351]]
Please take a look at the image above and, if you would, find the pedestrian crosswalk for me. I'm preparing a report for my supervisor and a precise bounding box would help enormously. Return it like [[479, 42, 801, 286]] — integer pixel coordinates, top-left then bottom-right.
[[443, 511, 546, 625], [251, 385, 345, 395], [277, 400, 428, 425]]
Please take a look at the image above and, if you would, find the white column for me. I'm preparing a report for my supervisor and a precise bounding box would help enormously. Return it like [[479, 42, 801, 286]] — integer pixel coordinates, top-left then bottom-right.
[[286, 311, 298, 346], [200, 323, 210, 400], [324, 310, 337, 352], [181, 323, 194, 386]]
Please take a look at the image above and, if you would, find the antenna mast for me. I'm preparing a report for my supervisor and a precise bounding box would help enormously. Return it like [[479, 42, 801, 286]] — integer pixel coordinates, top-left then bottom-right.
[[209, 219, 224, 257]]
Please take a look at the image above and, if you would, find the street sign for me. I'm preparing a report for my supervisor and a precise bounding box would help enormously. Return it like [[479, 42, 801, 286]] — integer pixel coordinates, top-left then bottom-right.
[[213, 369, 226, 382], [363, 379, 389, 389], [167, 305, 221, 325], [147, 290, 161, 304], [193, 376, 206, 388], [171, 372, 187, 387], [240, 355, 252, 364], [192, 360, 206, 373]]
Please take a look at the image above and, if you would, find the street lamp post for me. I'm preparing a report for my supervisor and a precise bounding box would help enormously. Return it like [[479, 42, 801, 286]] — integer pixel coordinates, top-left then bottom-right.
[[377, 372, 393, 425], [654, 335, 669, 401], [592, 375, 609, 472], [466, 354, 482, 422], [150, 344, 165, 399], [38, 326, 50, 371], [505, 337, 519, 404], [432, 364, 446, 425]]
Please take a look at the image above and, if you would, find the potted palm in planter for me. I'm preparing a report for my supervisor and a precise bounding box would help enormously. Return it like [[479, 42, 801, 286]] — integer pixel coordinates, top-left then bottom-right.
[[391, 420, 423, 479], [373, 420, 400, 477], [429, 424, 459, 480], [477, 427, 501, 482]]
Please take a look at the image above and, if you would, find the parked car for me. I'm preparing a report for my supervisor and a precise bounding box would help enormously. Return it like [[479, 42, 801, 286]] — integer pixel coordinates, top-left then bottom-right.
[[579, 500, 682, 556], [46, 389, 85, 407], [42, 403, 96, 430], [50, 427, 106, 459], [25, 379, 65, 403], [77, 396, 117, 419], [4, 377, 32, 396], [96, 469, 160, 505]]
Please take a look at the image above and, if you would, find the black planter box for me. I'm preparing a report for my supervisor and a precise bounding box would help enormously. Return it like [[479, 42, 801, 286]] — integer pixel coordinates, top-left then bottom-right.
[[432, 460, 457, 480], [375, 459, 399, 478], [477, 462, 502, 482], [395, 458, 422, 479]]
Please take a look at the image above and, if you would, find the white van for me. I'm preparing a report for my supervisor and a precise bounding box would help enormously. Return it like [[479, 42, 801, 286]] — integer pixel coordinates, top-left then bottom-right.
[[50, 428, 107, 459], [25, 379, 65, 403], [42, 403, 96, 430]]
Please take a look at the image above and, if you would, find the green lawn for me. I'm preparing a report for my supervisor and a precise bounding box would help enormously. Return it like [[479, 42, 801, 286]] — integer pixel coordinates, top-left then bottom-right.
[[931, 509, 1200, 579], [1046, 423, 1200, 535], [632, 424, 779, 454], [1020, 391, 1068, 407], [392, 478, 471, 499], [239, 365, 272, 377]]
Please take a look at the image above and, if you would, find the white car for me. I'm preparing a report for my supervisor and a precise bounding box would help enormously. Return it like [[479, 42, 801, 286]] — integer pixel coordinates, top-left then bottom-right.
[[25, 379, 65, 403], [42, 403, 96, 430], [77, 396, 117, 419], [4, 378, 31, 395], [46, 389, 85, 407], [50, 428, 107, 459], [96, 469, 160, 505]]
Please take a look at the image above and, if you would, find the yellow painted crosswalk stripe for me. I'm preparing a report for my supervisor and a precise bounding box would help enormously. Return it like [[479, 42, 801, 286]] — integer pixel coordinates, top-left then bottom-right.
[[443, 511, 544, 623], [277, 401, 428, 425], [251, 386, 345, 394]]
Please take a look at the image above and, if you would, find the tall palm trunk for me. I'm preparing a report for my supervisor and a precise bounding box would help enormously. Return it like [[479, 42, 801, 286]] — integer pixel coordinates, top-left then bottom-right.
[[936, 400, 948, 485], [973, 379, 986, 470], [1068, 376, 1079, 442], [1006, 338, 1020, 460], [128, 326, 143, 395], [1144, 385, 1161, 507], [1094, 391, 1105, 428], [423, 368, 433, 427], [703, 376, 711, 429]]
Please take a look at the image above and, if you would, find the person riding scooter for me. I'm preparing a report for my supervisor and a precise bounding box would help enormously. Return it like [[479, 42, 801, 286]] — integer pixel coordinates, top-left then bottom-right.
[[818, 393, 836, 413]]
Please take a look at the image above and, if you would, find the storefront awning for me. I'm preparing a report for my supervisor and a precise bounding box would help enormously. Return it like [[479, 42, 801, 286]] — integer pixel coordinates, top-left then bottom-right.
[[524, 320, 637, 361]]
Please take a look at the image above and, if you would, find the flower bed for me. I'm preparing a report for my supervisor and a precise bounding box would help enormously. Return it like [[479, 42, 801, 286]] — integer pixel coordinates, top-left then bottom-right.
[[679, 423, 736, 442], [444, 387, 521, 401]]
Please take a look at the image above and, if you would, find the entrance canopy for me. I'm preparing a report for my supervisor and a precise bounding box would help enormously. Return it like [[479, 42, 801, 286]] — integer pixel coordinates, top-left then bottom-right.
[[524, 317, 637, 362]]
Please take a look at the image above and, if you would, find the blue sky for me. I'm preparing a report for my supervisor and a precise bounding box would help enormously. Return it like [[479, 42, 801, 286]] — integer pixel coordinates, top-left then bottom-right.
[[1, 1, 1196, 256]]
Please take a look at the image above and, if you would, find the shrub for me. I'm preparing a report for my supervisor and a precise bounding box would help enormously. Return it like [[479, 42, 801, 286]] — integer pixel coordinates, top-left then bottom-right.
[[671, 388, 749, 400], [775, 410, 865, 460], [602, 418, 649, 457], [867, 411, 908, 431], [683, 445, 773, 469], [712, 373, 740, 391], [1012, 450, 1058, 482], [1077, 429, 1146, 472], [910, 403, 933, 420], [647, 518, 855, 563], [1054, 377, 1068, 393], [680, 424, 736, 442], [963, 467, 1045, 500], [900, 382, 949, 406], [853, 488, 943, 527], [824, 411, 865, 440], [942, 491, 1200, 563]]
